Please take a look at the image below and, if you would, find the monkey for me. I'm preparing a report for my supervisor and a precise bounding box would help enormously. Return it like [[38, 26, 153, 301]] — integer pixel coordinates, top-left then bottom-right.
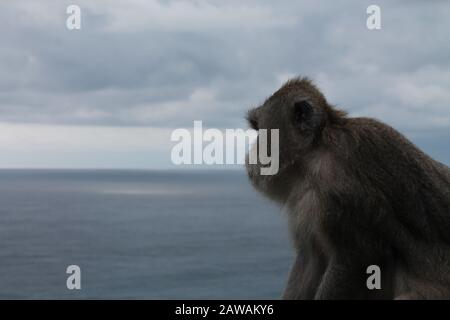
[[245, 77, 450, 300]]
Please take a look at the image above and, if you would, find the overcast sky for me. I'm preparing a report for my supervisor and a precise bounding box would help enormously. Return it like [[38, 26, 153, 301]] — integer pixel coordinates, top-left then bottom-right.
[[0, 0, 449, 168]]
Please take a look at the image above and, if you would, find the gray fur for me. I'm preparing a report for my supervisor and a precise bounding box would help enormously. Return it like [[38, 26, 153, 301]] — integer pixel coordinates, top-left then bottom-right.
[[245, 77, 450, 300]]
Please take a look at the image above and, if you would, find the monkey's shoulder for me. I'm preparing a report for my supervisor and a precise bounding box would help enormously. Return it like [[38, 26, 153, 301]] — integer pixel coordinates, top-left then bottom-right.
[[327, 117, 449, 206], [338, 117, 446, 174]]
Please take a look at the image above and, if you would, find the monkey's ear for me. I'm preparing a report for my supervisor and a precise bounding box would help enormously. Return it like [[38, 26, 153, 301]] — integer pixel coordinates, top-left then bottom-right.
[[293, 99, 313, 125]]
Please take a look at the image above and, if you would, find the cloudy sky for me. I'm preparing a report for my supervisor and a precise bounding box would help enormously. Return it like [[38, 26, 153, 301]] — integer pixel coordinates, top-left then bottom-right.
[[0, 0, 449, 168]]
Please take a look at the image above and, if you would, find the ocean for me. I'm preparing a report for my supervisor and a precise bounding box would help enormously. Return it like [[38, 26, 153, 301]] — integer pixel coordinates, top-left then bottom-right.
[[0, 169, 292, 299]]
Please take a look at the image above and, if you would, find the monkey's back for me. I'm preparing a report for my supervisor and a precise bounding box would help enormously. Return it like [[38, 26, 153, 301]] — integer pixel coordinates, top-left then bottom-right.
[[342, 117, 450, 298], [346, 117, 449, 222]]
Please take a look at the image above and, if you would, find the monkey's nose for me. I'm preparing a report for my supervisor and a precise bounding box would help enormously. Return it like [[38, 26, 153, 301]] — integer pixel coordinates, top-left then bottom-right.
[[246, 109, 259, 130], [249, 118, 258, 130]]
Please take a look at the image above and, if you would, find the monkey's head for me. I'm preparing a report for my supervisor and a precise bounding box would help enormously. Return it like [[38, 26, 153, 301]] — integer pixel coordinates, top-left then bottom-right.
[[245, 77, 345, 202]]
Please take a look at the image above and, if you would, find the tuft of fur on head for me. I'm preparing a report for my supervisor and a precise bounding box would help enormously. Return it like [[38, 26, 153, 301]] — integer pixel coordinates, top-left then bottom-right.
[[270, 77, 327, 103], [273, 77, 347, 123]]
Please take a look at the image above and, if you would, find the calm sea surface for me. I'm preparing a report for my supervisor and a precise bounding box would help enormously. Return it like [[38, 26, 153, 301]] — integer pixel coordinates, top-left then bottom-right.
[[0, 169, 292, 299]]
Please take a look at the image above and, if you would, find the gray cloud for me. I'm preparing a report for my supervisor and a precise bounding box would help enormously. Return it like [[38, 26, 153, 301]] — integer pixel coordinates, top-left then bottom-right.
[[0, 0, 449, 134]]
